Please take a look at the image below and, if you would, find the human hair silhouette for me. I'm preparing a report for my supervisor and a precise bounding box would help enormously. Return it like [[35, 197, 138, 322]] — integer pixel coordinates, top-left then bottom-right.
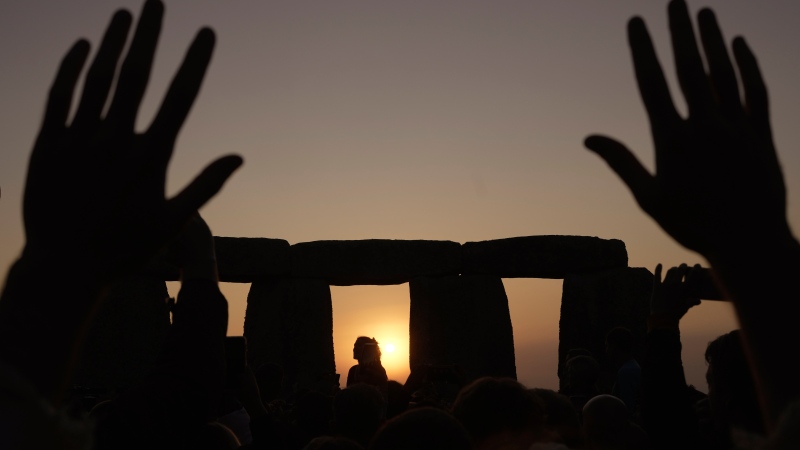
[[704, 330, 763, 437], [333, 383, 387, 448], [385, 380, 410, 420], [563, 354, 601, 416], [347, 337, 388, 395], [368, 406, 473, 450], [582, 395, 648, 450], [530, 388, 582, 448], [584, 0, 800, 432], [452, 377, 545, 450]]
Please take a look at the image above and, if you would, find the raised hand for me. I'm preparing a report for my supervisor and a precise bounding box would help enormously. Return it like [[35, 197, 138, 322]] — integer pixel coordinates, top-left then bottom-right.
[[650, 263, 701, 327], [22, 0, 241, 285], [584, 0, 790, 260], [585, 0, 800, 430], [0, 0, 240, 405]]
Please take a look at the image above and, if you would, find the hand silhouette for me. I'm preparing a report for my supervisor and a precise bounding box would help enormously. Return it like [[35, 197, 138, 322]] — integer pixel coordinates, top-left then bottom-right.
[[650, 263, 701, 323], [584, 0, 789, 259], [585, 0, 800, 430], [22, 0, 241, 285]]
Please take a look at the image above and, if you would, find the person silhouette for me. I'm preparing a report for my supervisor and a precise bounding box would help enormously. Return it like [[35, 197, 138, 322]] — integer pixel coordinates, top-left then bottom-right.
[[346, 336, 388, 395]]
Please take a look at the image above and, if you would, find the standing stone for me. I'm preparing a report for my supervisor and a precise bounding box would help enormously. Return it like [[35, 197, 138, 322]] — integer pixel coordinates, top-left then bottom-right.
[[558, 267, 652, 392], [409, 275, 516, 383], [245, 278, 336, 397], [75, 274, 170, 393]]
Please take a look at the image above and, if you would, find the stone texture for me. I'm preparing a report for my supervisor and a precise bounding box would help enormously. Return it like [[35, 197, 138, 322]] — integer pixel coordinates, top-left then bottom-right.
[[146, 237, 291, 282], [409, 275, 516, 382], [291, 240, 462, 286], [75, 274, 170, 392], [557, 267, 652, 392], [245, 278, 336, 397], [461, 235, 628, 279], [244, 279, 291, 370]]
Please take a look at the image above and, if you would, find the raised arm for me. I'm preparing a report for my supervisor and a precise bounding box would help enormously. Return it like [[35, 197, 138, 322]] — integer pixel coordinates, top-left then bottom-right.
[[643, 264, 704, 450], [0, 0, 241, 405], [584, 0, 800, 429]]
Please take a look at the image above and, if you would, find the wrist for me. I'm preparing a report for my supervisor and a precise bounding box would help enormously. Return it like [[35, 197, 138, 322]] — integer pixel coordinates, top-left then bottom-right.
[[647, 314, 681, 333]]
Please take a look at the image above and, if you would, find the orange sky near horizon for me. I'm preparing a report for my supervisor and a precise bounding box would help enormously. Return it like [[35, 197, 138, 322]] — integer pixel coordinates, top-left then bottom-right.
[[3, 0, 798, 392]]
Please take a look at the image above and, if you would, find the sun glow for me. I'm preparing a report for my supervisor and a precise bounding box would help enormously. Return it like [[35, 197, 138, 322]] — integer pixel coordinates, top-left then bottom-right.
[[330, 284, 411, 386]]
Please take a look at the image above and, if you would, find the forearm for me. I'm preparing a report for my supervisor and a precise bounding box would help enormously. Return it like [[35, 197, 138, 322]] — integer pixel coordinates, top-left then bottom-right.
[[642, 327, 701, 450], [0, 254, 106, 405], [154, 279, 228, 395], [705, 233, 800, 429]]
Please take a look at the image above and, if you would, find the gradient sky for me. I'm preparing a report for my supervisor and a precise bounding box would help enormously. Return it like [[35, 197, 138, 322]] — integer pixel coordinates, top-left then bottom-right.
[[2, 0, 799, 391]]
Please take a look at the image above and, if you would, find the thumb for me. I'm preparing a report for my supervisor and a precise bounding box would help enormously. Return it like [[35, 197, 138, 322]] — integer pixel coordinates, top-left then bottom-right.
[[167, 154, 243, 229], [584, 135, 655, 208]]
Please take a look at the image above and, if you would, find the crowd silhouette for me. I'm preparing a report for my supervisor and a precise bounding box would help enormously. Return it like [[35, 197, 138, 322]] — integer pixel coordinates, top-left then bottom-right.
[[1, 0, 799, 448]]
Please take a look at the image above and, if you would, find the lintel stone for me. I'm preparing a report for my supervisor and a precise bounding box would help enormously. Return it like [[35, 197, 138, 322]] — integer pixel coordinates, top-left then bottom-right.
[[146, 236, 291, 282], [462, 235, 628, 279], [291, 239, 462, 286]]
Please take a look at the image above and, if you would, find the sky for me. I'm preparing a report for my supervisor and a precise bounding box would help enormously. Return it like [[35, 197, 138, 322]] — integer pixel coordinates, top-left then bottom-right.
[[1, 0, 799, 392]]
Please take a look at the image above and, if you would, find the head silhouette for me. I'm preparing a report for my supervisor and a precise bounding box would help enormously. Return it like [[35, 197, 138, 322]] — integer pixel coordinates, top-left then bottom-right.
[[353, 336, 381, 363], [705, 330, 764, 436], [581, 395, 629, 450], [452, 377, 545, 450]]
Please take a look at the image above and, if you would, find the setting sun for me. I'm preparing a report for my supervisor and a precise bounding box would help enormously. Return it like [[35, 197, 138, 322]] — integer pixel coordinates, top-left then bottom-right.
[[384, 343, 396, 353]]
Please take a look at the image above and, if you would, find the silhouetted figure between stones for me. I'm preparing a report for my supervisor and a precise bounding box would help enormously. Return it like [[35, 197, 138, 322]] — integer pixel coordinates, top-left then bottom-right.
[[347, 337, 388, 397]]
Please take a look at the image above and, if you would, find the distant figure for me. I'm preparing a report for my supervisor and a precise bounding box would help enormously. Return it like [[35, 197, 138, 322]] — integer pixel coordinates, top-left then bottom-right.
[[369, 406, 473, 450], [347, 337, 388, 394], [333, 383, 387, 448], [582, 395, 649, 450], [530, 388, 582, 448], [605, 327, 642, 419], [701, 330, 764, 446], [452, 377, 546, 450], [562, 355, 601, 416]]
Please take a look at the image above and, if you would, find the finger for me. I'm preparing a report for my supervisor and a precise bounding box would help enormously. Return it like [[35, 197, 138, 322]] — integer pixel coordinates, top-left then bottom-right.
[[148, 27, 215, 156], [71, 10, 132, 130], [40, 40, 90, 138], [628, 17, 681, 132], [653, 263, 661, 293], [732, 37, 772, 142], [584, 135, 656, 211], [697, 9, 742, 121], [167, 155, 243, 227], [663, 265, 683, 286], [677, 262, 689, 280], [668, 0, 714, 116], [105, 0, 163, 129], [683, 263, 702, 290]]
